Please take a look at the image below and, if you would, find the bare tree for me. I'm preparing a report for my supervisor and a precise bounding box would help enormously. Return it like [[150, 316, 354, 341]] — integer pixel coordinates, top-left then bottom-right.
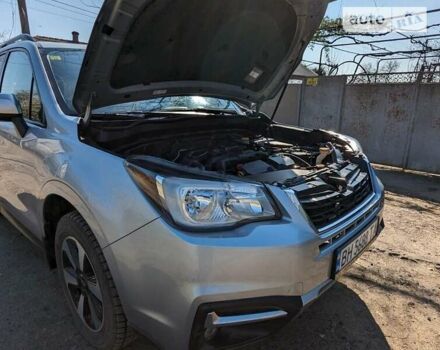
[[380, 61, 400, 74], [362, 62, 376, 75], [408, 38, 440, 73]]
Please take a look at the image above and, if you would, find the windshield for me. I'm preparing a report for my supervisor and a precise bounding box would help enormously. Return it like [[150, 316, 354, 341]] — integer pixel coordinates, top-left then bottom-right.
[[93, 96, 243, 115], [46, 49, 84, 112], [43, 48, 243, 116]]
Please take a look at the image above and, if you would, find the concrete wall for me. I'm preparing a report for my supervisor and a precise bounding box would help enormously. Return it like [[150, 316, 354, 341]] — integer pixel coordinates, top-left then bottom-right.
[[261, 84, 302, 125], [341, 84, 417, 168], [267, 77, 440, 174], [406, 85, 440, 173], [299, 76, 346, 131]]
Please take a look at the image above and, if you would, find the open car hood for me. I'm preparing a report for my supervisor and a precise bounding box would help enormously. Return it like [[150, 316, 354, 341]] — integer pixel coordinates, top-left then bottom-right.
[[73, 0, 331, 114]]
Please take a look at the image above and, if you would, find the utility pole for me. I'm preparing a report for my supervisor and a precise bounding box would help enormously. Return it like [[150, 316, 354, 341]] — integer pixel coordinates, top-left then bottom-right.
[[17, 0, 30, 34]]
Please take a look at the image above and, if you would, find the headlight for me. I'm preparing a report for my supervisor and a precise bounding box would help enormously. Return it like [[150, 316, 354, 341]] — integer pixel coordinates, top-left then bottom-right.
[[126, 164, 277, 229], [344, 135, 363, 154], [325, 130, 363, 154]]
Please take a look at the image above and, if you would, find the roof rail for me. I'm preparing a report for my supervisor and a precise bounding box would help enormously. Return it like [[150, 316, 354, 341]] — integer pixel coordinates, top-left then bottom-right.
[[0, 34, 35, 49]]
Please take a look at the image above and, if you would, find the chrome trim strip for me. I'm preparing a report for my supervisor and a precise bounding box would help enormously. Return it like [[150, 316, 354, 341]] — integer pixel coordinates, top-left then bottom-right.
[[319, 203, 382, 252], [318, 192, 378, 235], [205, 310, 288, 329]]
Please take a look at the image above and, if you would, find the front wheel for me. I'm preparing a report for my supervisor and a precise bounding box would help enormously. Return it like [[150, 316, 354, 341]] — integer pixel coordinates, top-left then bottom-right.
[[54, 212, 135, 349]]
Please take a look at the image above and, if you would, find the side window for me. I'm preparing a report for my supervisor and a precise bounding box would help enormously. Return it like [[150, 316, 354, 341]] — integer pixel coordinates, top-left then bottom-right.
[[30, 79, 43, 122], [0, 51, 44, 124]]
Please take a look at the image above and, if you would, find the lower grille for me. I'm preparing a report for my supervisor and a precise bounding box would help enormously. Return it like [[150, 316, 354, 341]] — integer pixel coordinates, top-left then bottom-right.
[[295, 165, 373, 230]]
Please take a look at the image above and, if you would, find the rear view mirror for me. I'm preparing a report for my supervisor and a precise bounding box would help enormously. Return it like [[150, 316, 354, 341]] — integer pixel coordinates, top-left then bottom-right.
[[0, 93, 22, 117], [0, 93, 28, 136]]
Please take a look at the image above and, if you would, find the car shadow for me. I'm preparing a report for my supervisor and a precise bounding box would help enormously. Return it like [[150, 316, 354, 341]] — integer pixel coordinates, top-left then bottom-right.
[[247, 282, 390, 350], [0, 216, 389, 350], [127, 282, 390, 350]]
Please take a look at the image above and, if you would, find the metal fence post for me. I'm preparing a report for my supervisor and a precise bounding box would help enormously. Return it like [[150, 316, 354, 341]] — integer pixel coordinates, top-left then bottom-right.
[[297, 79, 304, 127], [336, 77, 347, 132], [402, 78, 422, 170]]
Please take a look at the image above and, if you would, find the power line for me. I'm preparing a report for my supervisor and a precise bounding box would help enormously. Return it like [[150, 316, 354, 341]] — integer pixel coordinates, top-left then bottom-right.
[[311, 45, 440, 76], [8, 0, 15, 39], [302, 59, 335, 68], [356, 48, 440, 60], [314, 30, 440, 64], [312, 41, 361, 56], [27, 5, 94, 24], [313, 40, 414, 61], [304, 53, 440, 67], [49, 0, 98, 15], [353, 38, 413, 58], [79, 0, 100, 9], [0, 0, 95, 25], [318, 32, 440, 47], [372, 54, 440, 62], [33, 0, 96, 18], [398, 32, 430, 51]]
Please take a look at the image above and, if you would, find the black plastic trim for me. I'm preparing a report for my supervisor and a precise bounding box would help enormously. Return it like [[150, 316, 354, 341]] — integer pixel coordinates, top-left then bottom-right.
[[190, 296, 303, 349]]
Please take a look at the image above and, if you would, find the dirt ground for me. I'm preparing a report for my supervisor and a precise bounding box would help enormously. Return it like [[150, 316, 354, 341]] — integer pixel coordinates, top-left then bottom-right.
[[252, 191, 440, 350], [0, 173, 439, 349], [345, 192, 440, 350]]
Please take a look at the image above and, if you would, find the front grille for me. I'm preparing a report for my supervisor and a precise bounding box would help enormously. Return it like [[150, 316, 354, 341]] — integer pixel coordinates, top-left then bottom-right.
[[295, 167, 373, 230], [319, 201, 380, 251]]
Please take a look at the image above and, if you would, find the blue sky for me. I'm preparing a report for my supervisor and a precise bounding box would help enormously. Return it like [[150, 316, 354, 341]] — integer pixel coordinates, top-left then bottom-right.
[[305, 0, 440, 73], [0, 0, 101, 40], [1, 0, 439, 74]]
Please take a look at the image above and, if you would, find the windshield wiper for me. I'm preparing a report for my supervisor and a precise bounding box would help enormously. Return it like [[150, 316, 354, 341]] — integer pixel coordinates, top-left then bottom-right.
[[93, 108, 240, 120], [158, 107, 239, 115], [195, 108, 239, 115], [94, 111, 167, 118]]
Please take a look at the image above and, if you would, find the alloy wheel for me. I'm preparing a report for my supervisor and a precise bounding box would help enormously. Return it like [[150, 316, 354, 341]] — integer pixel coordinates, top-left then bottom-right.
[[61, 237, 104, 332]]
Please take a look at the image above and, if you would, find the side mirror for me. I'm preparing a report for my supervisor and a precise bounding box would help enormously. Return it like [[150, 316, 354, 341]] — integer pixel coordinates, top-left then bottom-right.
[[0, 93, 28, 137]]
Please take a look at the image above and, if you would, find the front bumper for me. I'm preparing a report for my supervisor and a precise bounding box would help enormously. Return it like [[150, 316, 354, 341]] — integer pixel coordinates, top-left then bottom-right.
[[103, 166, 385, 350], [189, 278, 338, 349]]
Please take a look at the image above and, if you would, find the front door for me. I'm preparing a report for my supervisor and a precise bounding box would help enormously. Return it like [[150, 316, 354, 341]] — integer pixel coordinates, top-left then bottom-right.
[[0, 50, 46, 237]]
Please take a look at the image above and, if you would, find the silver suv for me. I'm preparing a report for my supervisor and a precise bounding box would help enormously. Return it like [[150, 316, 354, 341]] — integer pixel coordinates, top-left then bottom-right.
[[0, 1, 384, 349]]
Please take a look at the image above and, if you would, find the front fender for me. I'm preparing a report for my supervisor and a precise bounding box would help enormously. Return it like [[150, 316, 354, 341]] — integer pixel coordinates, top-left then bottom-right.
[[38, 141, 161, 247], [39, 180, 109, 248]]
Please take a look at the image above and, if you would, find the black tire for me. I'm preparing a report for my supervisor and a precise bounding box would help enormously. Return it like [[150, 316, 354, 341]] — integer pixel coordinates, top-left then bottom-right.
[[54, 211, 136, 349]]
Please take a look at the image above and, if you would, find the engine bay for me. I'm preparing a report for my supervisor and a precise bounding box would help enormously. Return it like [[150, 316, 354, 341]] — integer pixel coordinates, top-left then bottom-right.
[[82, 115, 373, 229], [118, 130, 352, 187]]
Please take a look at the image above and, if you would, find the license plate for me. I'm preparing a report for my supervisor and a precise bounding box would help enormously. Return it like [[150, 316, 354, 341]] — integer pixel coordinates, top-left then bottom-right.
[[334, 220, 378, 275]]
